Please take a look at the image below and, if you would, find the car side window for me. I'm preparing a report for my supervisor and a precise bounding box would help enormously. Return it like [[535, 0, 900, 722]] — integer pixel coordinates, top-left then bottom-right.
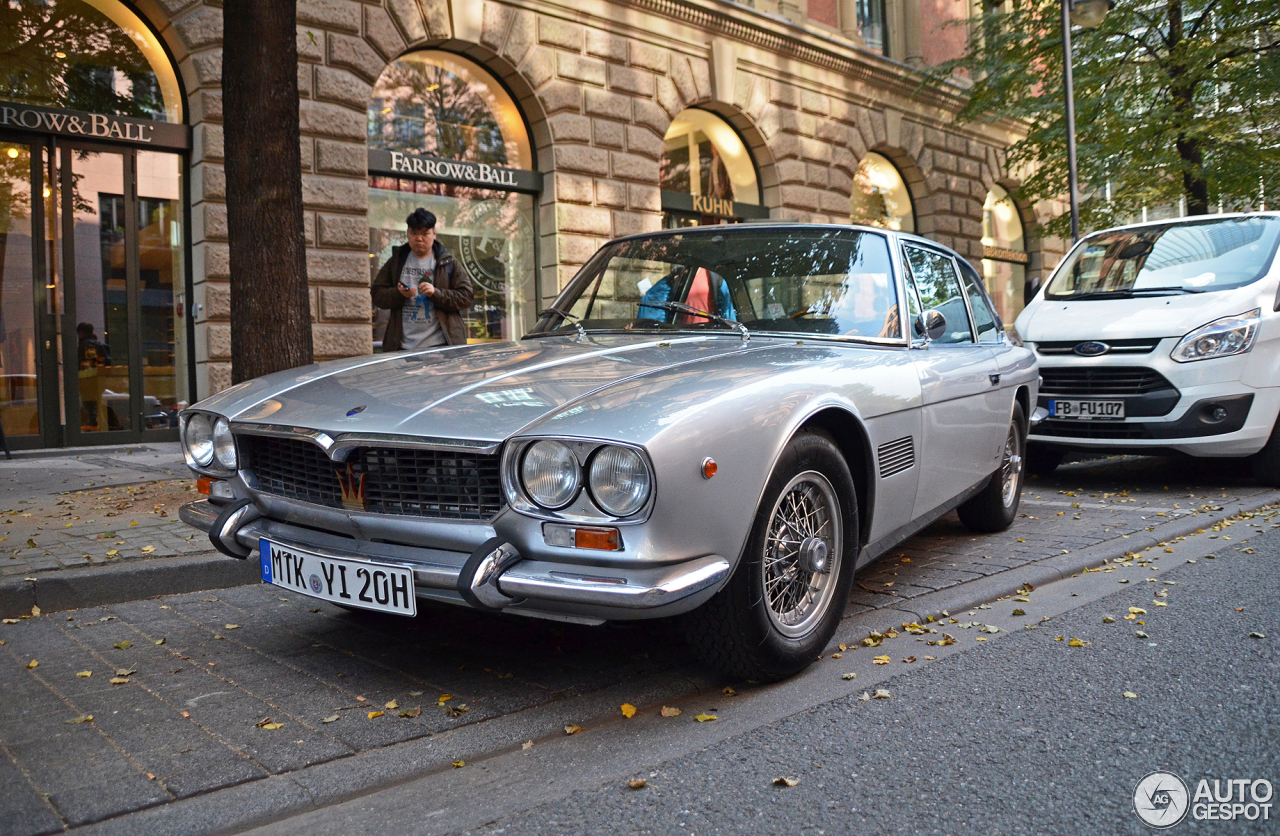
[[901, 244, 974, 344], [956, 258, 1002, 344]]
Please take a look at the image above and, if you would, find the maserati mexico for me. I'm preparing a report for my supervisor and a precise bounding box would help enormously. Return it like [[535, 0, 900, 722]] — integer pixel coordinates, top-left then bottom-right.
[[179, 224, 1038, 680]]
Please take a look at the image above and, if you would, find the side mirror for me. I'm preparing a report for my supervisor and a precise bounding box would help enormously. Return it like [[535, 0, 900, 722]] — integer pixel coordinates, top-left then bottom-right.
[[914, 309, 946, 341]]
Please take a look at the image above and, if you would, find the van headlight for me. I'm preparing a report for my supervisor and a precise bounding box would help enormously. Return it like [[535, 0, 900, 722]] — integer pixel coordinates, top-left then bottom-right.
[[520, 440, 581, 509], [1171, 309, 1260, 363], [183, 413, 215, 467], [588, 445, 652, 517]]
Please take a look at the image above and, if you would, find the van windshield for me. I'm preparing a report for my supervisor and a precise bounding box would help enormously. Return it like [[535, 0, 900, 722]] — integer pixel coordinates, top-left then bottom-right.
[[1044, 216, 1280, 299]]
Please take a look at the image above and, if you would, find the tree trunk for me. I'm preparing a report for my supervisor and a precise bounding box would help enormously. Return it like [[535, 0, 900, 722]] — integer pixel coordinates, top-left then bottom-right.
[[1167, 0, 1211, 214], [221, 1, 313, 384]]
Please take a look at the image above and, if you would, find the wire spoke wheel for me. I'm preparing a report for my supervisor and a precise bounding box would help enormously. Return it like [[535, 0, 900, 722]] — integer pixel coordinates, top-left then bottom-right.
[[1000, 421, 1024, 508], [761, 470, 841, 638]]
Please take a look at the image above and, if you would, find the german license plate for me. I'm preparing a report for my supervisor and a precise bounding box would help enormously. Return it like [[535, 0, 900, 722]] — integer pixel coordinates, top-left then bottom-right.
[[260, 539, 416, 616], [1048, 399, 1125, 420]]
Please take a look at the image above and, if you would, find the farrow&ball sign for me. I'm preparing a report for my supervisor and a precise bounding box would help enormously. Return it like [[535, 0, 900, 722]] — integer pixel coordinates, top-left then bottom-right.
[[367, 149, 543, 194], [0, 101, 190, 149]]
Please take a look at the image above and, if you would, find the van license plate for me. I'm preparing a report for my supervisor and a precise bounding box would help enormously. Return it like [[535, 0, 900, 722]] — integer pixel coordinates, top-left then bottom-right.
[[1048, 399, 1125, 420]]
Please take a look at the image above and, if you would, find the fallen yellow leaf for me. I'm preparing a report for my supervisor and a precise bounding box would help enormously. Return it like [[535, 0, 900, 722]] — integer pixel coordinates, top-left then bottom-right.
[[522, 740, 534, 749], [773, 777, 799, 787], [722, 687, 737, 697], [367, 710, 384, 719], [224, 624, 239, 630], [873, 689, 892, 699], [322, 715, 339, 724], [437, 694, 452, 705], [398, 707, 421, 718], [1123, 692, 1138, 699], [694, 713, 717, 722], [385, 700, 399, 710], [66, 714, 93, 724], [262, 722, 284, 730], [452, 760, 465, 768], [620, 703, 637, 718], [140, 546, 156, 553], [841, 673, 857, 680], [76, 671, 92, 678], [109, 676, 130, 684], [628, 777, 648, 789], [26, 659, 37, 669], [564, 724, 583, 735], [1068, 638, 1090, 647], [660, 706, 681, 717], [873, 655, 890, 665], [1129, 607, 1147, 615]]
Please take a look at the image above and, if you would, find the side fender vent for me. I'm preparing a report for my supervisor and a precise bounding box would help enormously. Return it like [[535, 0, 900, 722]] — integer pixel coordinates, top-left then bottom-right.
[[877, 436, 915, 478]]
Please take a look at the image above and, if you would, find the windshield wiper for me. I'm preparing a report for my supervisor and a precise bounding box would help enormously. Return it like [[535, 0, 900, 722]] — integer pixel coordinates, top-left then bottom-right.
[[1059, 286, 1198, 300], [636, 300, 750, 342], [534, 307, 585, 341]]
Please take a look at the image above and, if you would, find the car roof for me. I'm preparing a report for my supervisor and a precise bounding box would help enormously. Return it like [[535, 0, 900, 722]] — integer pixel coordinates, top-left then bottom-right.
[[606, 222, 964, 259], [1080, 210, 1280, 239]]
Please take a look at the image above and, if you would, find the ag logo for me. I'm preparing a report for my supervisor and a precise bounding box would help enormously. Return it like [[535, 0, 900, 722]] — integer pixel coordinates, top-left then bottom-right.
[[1134, 771, 1190, 828]]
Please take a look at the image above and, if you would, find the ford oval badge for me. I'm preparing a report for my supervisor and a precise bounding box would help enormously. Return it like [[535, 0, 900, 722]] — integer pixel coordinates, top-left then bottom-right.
[[1073, 341, 1110, 357], [346, 405, 367, 417]]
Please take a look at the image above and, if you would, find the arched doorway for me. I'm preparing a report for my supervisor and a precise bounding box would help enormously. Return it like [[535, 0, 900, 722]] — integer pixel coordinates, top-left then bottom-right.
[[850, 151, 915, 232], [367, 50, 541, 345], [0, 0, 190, 448], [981, 185, 1028, 324], [660, 109, 767, 227]]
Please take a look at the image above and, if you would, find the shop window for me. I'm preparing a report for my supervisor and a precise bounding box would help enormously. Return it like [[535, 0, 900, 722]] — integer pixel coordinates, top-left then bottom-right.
[[981, 185, 1028, 324], [367, 51, 537, 345], [850, 152, 914, 232], [660, 109, 766, 227], [0, 0, 182, 122]]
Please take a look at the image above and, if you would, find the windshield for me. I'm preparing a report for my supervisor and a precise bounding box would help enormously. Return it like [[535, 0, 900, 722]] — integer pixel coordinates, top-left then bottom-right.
[[1045, 216, 1280, 299], [531, 228, 901, 340]]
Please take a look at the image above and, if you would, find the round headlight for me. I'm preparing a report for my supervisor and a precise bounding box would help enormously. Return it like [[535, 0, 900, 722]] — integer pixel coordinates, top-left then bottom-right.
[[185, 413, 215, 467], [521, 440, 580, 509], [213, 417, 237, 470], [588, 445, 651, 517]]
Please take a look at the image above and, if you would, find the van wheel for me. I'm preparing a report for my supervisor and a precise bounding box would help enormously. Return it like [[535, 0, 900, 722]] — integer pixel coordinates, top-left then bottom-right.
[[682, 431, 858, 682], [1250, 419, 1280, 487], [958, 402, 1026, 533]]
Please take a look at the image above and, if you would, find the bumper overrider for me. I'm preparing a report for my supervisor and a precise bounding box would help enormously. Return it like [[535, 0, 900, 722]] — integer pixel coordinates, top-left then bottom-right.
[[179, 499, 731, 623]]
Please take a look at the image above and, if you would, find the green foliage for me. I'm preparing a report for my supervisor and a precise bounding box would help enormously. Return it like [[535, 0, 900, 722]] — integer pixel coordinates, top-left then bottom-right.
[[932, 0, 1280, 237]]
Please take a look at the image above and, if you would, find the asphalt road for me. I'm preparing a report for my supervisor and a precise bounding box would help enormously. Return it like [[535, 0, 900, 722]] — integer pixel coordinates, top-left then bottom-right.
[[245, 506, 1278, 836]]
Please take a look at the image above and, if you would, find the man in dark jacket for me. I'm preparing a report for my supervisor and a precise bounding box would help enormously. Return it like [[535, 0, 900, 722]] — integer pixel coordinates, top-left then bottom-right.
[[371, 208, 474, 350]]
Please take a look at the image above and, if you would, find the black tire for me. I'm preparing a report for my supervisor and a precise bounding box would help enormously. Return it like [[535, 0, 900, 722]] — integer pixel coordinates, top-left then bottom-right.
[[1025, 444, 1063, 477], [957, 402, 1027, 533], [1250, 418, 1280, 487], [682, 431, 858, 682]]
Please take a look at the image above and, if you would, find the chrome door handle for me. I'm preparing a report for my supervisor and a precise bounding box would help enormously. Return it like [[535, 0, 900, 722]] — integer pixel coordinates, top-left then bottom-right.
[[989, 373, 1001, 385]]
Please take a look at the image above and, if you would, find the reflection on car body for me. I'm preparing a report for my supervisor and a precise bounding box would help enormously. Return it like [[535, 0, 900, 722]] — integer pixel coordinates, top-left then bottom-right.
[[179, 224, 1038, 680]]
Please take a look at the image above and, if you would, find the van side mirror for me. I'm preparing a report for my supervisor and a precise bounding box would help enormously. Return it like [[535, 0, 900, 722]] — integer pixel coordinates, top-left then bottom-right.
[[914, 310, 946, 341]]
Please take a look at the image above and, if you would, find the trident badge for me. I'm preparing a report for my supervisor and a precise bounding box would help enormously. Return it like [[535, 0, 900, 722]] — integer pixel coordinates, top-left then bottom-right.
[[334, 462, 366, 510]]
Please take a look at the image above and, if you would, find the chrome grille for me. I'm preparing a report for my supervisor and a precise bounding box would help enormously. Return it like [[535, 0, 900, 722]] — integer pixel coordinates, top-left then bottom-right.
[[240, 435, 503, 520], [1039, 367, 1175, 397], [1035, 338, 1162, 355], [877, 436, 915, 478]]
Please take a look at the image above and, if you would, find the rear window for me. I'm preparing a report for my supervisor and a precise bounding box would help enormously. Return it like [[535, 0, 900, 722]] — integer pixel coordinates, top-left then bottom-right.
[[1045, 216, 1280, 300]]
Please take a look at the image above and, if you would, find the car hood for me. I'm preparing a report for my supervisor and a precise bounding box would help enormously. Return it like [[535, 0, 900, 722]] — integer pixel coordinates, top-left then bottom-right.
[[1017, 289, 1261, 343], [196, 335, 780, 442]]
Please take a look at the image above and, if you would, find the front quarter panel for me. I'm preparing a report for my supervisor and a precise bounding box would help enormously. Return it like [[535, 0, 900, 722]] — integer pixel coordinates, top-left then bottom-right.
[[506, 341, 923, 576]]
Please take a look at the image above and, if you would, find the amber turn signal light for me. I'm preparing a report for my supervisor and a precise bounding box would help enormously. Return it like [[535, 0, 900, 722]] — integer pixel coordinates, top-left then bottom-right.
[[701, 458, 718, 479], [196, 476, 212, 495], [574, 527, 621, 551]]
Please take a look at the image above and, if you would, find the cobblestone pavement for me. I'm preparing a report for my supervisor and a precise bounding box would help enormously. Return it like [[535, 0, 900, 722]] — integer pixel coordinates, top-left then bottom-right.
[[1, 453, 1278, 834], [1, 445, 206, 578]]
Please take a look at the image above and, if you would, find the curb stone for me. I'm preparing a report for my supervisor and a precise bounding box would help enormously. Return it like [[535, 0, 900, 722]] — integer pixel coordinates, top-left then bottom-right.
[[853, 490, 1280, 626], [0, 551, 260, 618]]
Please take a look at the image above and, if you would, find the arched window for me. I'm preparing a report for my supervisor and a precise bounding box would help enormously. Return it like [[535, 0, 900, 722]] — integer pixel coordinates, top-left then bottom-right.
[[0, 0, 182, 122], [660, 109, 765, 227], [850, 152, 914, 232], [367, 51, 539, 344], [981, 185, 1028, 323], [368, 51, 531, 169]]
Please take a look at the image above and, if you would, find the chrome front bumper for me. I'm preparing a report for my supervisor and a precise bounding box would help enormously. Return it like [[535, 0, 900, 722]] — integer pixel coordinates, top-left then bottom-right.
[[180, 500, 731, 617]]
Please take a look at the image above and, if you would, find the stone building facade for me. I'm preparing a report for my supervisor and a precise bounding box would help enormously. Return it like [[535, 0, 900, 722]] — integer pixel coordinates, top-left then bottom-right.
[[0, 0, 1065, 448]]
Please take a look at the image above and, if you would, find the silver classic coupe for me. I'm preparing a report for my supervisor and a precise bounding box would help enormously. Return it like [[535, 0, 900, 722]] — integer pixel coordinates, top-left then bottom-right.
[[179, 224, 1038, 680]]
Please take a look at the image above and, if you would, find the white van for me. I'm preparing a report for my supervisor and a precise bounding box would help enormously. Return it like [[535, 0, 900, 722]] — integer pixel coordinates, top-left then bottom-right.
[[1013, 212, 1280, 485]]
